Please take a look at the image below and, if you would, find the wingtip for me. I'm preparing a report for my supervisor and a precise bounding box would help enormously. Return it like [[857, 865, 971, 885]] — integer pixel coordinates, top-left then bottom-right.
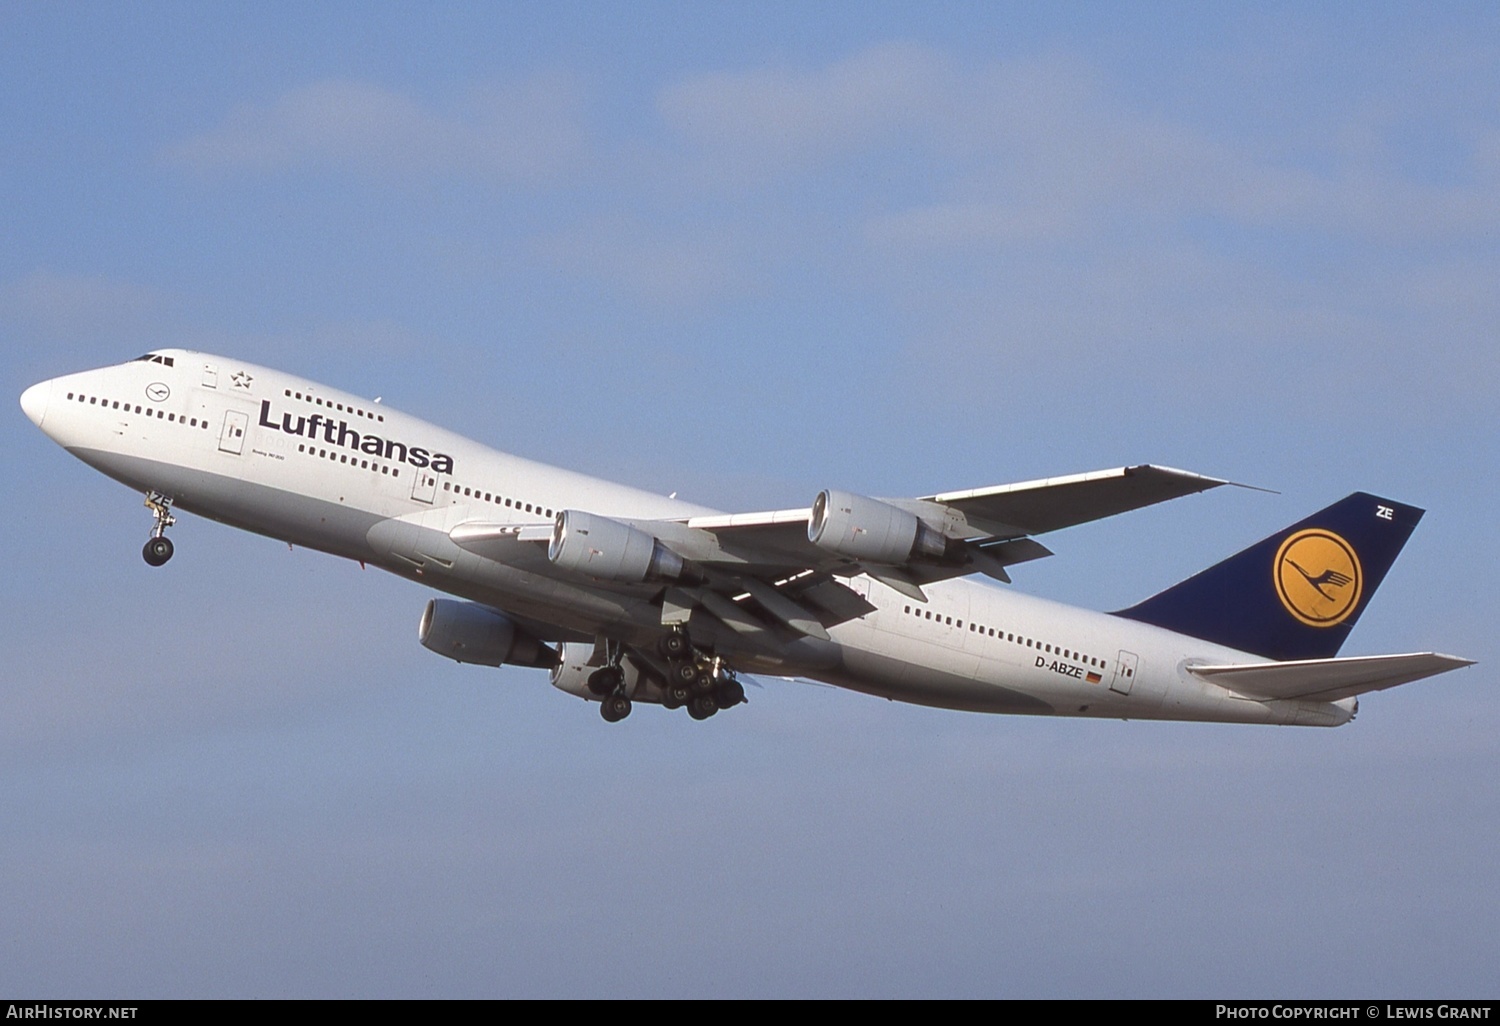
[[1132, 464, 1277, 495], [1228, 479, 1281, 495]]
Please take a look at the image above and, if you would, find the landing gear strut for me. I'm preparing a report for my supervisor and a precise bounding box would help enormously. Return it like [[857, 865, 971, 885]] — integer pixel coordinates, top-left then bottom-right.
[[592, 639, 632, 722], [142, 491, 176, 567]]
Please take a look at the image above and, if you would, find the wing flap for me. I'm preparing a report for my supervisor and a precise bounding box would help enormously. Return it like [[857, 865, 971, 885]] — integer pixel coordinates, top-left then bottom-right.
[[1190, 652, 1474, 703], [787, 574, 878, 624], [734, 576, 831, 640]]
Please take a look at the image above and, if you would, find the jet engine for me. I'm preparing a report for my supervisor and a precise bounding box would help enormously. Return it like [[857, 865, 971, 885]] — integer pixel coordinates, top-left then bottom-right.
[[418, 599, 558, 668], [548, 642, 662, 703], [549, 641, 605, 700], [808, 489, 951, 565], [548, 510, 697, 584]]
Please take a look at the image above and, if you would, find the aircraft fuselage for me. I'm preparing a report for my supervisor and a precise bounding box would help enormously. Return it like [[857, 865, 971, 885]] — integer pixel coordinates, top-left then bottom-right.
[[20, 351, 1364, 726]]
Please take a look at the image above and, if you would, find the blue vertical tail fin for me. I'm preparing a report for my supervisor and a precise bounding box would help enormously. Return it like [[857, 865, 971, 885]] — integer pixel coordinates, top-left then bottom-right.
[[1113, 493, 1424, 660]]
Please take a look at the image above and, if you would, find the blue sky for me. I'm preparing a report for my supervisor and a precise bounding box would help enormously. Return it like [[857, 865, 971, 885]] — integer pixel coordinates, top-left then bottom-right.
[[3, 3, 1497, 997]]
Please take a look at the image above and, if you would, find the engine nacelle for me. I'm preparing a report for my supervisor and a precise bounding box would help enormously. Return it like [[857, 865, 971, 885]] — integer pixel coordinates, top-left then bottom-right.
[[548, 642, 660, 703], [808, 489, 950, 565], [548, 510, 694, 584], [418, 599, 558, 669], [548, 641, 602, 700]]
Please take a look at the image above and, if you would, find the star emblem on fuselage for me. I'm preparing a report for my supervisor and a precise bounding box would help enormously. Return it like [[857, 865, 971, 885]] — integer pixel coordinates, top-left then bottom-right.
[[232, 370, 253, 389]]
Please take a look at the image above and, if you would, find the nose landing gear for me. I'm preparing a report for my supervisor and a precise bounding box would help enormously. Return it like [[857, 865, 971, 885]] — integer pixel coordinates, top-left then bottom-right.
[[143, 536, 174, 566], [142, 491, 176, 567]]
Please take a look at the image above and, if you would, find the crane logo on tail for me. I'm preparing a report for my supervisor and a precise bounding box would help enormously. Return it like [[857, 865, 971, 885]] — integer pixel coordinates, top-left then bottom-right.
[[1274, 529, 1363, 627]]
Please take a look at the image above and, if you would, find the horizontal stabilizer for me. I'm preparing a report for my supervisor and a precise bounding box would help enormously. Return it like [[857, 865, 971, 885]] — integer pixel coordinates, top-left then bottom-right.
[[1189, 652, 1474, 704]]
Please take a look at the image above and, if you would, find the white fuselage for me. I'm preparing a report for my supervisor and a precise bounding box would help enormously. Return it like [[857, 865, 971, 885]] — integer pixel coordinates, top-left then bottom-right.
[[20, 351, 1355, 727]]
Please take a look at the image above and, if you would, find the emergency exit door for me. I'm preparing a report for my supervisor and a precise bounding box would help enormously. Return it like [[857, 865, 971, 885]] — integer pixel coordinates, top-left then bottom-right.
[[218, 409, 248, 454]]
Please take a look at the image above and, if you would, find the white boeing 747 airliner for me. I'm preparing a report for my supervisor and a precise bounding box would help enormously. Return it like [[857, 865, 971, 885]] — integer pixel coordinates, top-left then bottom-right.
[[21, 350, 1472, 725]]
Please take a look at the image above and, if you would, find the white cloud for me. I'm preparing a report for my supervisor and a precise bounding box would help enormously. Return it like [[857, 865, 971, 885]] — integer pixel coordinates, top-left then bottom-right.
[[532, 216, 748, 307], [658, 42, 954, 178], [657, 44, 1500, 247], [165, 75, 587, 184], [865, 199, 1077, 248], [153, 46, 1500, 404]]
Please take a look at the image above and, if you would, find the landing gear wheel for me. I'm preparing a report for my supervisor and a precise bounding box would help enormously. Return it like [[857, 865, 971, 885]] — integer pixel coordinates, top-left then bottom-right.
[[692, 671, 717, 695], [600, 694, 632, 723], [674, 661, 700, 685], [659, 632, 691, 660], [587, 666, 623, 697], [688, 694, 718, 720], [716, 679, 745, 709], [142, 536, 174, 567], [667, 681, 693, 706]]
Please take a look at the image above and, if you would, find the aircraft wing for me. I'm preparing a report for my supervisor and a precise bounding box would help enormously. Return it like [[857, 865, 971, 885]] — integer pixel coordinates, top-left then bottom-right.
[[690, 463, 1225, 543], [449, 464, 1227, 643], [680, 464, 1227, 589], [918, 464, 1230, 539], [1189, 652, 1475, 703]]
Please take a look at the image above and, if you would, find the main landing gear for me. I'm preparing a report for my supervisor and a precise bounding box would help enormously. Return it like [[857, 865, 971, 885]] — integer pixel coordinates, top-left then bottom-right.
[[589, 665, 632, 723], [657, 629, 745, 723], [141, 491, 176, 567], [587, 639, 633, 723], [583, 630, 747, 725]]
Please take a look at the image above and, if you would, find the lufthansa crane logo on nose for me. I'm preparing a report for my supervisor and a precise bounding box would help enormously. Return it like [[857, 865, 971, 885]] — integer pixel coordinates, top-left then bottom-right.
[[145, 382, 170, 402], [1274, 529, 1363, 627]]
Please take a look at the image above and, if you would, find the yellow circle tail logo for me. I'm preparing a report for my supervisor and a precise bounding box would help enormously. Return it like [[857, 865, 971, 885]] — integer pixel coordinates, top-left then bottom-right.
[[1274, 529, 1363, 628]]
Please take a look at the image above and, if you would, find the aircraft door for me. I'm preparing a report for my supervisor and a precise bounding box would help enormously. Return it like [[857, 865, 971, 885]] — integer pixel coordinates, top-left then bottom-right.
[[410, 468, 439, 504], [1110, 650, 1139, 695], [218, 409, 248, 455]]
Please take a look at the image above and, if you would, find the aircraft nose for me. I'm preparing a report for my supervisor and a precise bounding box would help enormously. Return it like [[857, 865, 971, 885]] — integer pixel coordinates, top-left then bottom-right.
[[20, 380, 50, 429]]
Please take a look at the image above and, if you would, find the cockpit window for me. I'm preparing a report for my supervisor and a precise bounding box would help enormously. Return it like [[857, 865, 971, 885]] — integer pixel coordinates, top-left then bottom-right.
[[133, 353, 175, 367]]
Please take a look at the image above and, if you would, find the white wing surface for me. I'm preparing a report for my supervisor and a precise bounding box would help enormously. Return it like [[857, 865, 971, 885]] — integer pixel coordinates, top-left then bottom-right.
[[447, 464, 1228, 639]]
